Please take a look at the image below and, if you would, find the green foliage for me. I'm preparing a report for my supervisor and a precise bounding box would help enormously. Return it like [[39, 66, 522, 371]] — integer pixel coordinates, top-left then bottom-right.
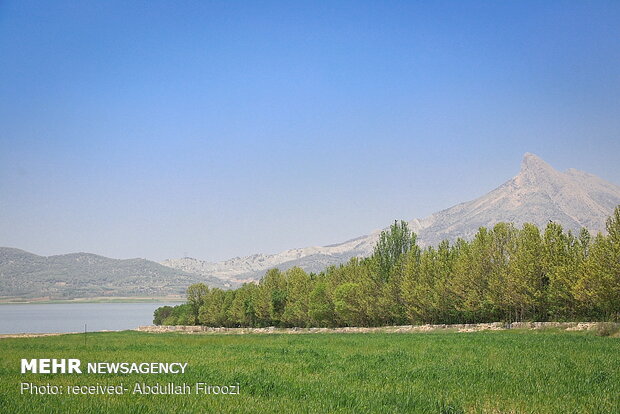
[[156, 303, 193, 325], [198, 288, 235, 327], [308, 281, 335, 327], [373, 220, 416, 282], [281, 267, 312, 327], [152, 305, 173, 325], [155, 206, 620, 327], [186, 283, 210, 324], [333, 282, 365, 326], [594, 322, 620, 337], [229, 283, 258, 326], [255, 269, 287, 326], [506, 223, 545, 321]]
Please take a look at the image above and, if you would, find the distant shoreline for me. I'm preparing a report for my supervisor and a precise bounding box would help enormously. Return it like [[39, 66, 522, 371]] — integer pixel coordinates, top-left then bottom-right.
[[0, 296, 185, 305], [0, 330, 125, 339]]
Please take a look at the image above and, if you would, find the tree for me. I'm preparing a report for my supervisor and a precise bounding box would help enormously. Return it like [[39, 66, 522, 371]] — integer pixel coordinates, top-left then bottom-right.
[[199, 288, 232, 327], [576, 206, 620, 319], [373, 220, 416, 282], [186, 283, 210, 324], [153, 306, 173, 325], [163, 303, 193, 325], [255, 269, 287, 326], [608, 205, 620, 246], [380, 235, 420, 325], [229, 283, 258, 327], [505, 223, 544, 321], [281, 267, 312, 327], [542, 222, 576, 320], [401, 245, 435, 324], [334, 282, 366, 326], [450, 227, 494, 322], [308, 281, 335, 327], [400, 241, 422, 323]]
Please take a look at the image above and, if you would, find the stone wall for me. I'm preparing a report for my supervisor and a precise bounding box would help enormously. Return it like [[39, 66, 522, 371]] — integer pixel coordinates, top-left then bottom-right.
[[135, 321, 610, 335]]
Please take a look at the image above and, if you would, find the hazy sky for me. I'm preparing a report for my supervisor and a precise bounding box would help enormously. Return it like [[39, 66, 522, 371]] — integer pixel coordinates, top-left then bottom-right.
[[1, 1, 619, 261]]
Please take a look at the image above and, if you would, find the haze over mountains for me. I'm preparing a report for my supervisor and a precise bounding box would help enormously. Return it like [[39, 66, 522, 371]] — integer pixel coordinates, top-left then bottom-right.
[[2, 153, 620, 300], [161, 153, 620, 284], [0, 247, 228, 300]]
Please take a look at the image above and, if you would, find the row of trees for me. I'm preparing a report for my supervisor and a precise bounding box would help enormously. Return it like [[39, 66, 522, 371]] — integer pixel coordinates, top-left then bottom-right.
[[154, 206, 620, 327]]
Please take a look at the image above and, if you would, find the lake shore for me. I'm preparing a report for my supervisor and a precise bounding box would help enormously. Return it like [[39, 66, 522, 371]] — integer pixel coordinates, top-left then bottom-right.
[[0, 332, 79, 339]]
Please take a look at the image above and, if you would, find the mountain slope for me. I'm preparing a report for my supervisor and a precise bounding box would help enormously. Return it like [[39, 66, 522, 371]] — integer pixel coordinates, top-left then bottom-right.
[[410, 153, 620, 246], [161, 231, 383, 284], [162, 153, 620, 283], [0, 247, 229, 300]]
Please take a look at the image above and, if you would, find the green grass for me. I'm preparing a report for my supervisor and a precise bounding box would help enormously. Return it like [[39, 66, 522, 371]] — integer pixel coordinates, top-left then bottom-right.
[[0, 330, 618, 413]]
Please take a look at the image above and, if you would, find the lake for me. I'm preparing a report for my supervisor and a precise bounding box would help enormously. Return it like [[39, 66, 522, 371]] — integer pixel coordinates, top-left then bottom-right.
[[0, 303, 178, 334]]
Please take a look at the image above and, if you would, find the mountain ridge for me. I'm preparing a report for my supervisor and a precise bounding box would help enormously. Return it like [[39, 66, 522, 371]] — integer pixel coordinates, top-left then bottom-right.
[[161, 153, 620, 283], [0, 247, 229, 300]]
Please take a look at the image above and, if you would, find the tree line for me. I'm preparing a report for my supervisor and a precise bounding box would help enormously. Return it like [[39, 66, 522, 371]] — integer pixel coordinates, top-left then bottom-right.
[[154, 206, 620, 327]]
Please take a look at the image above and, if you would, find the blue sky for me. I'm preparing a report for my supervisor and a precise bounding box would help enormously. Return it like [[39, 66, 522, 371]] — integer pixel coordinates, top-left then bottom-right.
[[1, 1, 619, 261]]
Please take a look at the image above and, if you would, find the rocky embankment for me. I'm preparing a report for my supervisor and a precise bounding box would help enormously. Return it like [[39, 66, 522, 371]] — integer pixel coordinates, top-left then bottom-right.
[[136, 321, 611, 335]]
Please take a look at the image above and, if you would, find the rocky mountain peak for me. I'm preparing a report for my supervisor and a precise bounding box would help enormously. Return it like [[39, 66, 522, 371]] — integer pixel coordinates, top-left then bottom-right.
[[519, 152, 555, 176]]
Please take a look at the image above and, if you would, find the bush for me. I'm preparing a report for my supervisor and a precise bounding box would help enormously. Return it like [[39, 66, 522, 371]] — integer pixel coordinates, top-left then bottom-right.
[[153, 305, 173, 325], [594, 322, 620, 337]]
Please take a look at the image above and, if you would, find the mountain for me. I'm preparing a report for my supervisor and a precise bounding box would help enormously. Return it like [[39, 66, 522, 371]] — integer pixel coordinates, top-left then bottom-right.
[[408, 153, 620, 246], [4, 153, 619, 297], [0, 247, 229, 300], [161, 234, 381, 284], [162, 153, 620, 284]]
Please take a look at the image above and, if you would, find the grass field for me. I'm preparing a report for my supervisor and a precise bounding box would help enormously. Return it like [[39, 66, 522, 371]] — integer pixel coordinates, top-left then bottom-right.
[[0, 330, 618, 413]]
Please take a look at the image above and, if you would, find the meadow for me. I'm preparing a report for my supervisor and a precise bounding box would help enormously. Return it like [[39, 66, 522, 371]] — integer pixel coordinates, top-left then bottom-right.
[[0, 330, 618, 413]]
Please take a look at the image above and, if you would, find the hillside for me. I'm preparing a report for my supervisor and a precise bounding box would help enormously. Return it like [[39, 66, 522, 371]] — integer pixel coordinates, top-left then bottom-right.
[[0, 247, 229, 300]]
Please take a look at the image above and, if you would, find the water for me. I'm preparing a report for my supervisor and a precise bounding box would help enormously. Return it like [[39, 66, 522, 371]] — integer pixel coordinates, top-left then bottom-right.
[[0, 303, 178, 334]]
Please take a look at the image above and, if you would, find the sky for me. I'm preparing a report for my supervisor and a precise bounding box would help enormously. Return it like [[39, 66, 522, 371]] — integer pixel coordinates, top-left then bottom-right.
[[1, 1, 619, 262]]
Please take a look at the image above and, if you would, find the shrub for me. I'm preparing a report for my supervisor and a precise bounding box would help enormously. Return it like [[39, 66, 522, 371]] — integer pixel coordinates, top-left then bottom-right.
[[594, 322, 620, 337]]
